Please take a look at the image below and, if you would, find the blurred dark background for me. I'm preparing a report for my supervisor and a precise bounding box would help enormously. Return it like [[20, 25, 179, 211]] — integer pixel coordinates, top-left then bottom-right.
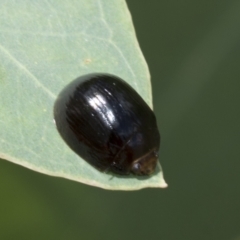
[[1, 1, 240, 239]]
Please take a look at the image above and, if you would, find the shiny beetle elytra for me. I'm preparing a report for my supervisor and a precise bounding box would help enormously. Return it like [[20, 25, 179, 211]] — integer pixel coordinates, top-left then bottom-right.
[[54, 73, 160, 176]]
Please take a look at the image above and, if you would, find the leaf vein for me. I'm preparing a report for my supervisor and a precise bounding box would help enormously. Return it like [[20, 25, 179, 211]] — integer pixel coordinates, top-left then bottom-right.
[[0, 43, 56, 99]]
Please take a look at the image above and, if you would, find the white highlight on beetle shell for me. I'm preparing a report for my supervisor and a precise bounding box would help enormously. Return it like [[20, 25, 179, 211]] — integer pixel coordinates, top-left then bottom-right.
[[88, 94, 116, 128]]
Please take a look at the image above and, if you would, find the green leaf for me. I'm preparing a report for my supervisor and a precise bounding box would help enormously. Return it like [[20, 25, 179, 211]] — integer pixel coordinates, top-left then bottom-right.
[[0, 0, 167, 190]]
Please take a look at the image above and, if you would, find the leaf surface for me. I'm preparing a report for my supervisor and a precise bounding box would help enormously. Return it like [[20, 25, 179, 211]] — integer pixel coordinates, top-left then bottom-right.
[[0, 0, 167, 190]]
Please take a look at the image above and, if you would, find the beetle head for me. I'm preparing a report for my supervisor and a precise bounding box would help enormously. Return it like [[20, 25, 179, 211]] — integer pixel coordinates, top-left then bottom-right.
[[130, 149, 158, 175]]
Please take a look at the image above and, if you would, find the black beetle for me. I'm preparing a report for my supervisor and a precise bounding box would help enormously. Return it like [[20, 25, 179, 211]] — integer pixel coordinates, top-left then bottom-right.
[[54, 73, 160, 176]]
